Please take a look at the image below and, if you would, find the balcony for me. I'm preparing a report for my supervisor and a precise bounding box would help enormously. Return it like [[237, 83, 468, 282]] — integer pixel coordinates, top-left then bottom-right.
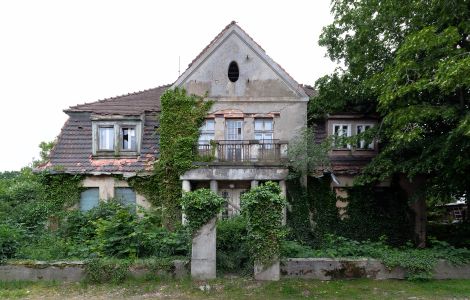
[[196, 140, 288, 164]]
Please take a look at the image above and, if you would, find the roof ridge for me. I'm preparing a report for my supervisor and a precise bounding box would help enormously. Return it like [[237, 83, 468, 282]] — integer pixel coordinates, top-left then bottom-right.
[[176, 21, 305, 95], [67, 84, 171, 110]]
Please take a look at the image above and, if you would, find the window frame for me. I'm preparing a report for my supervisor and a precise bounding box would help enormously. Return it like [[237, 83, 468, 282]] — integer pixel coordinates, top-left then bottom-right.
[[356, 123, 375, 150], [198, 119, 215, 145], [332, 123, 352, 150], [92, 120, 142, 156], [254, 118, 274, 142]]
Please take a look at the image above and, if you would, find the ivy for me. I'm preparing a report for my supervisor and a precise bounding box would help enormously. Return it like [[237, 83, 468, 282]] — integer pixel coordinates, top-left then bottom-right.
[[241, 181, 286, 265], [181, 188, 224, 236], [154, 88, 212, 230]]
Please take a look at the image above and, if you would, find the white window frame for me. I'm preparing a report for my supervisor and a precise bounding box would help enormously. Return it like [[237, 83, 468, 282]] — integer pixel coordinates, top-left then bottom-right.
[[198, 119, 215, 145], [356, 124, 374, 150], [254, 118, 274, 142], [332, 123, 352, 149], [92, 121, 142, 156]]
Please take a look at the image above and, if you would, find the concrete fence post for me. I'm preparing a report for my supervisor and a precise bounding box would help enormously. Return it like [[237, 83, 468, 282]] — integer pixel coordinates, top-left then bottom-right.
[[191, 217, 217, 280]]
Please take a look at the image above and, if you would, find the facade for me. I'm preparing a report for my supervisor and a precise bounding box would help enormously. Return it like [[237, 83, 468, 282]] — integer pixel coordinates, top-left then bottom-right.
[[42, 22, 376, 216]]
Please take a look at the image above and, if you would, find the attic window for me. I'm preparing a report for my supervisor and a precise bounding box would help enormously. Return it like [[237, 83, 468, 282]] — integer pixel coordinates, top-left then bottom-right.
[[228, 61, 239, 82]]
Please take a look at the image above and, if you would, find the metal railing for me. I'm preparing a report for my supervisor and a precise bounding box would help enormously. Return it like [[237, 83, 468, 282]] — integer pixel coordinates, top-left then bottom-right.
[[196, 140, 288, 163]]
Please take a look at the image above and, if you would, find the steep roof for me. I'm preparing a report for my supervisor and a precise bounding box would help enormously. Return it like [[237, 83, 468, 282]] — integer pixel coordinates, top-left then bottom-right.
[[173, 21, 308, 99], [39, 112, 159, 175], [65, 84, 170, 115]]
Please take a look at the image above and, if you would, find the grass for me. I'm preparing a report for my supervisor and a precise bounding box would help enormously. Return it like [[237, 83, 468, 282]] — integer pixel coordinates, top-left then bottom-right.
[[1, 278, 470, 299]]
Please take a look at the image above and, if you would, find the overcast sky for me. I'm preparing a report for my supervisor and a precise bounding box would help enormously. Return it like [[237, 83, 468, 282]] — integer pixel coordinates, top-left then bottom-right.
[[0, 0, 338, 171]]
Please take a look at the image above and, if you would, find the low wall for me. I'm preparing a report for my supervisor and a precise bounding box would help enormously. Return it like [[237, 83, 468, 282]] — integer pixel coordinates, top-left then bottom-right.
[[281, 258, 470, 280], [0, 260, 188, 282]]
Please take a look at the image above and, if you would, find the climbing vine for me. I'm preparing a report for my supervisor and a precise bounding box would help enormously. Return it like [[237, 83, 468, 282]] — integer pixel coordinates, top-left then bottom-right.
[[181, 188, 225, 235], [241, 181, 286, 265], [154, 88, 212, 230]]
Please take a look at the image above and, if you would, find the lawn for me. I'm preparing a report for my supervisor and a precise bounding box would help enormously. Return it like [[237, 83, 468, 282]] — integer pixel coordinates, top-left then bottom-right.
[[1, 278, 470, 299]]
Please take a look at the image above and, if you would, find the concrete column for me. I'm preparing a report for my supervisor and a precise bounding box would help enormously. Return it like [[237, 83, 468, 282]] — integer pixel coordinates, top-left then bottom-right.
[[210, 180, 218, 193], [182, 180, 191, 225], [279, 180, 287, 225], [251, 180, 259, 189], [191, 217, 217, 280], [254, 260, 280, 281]]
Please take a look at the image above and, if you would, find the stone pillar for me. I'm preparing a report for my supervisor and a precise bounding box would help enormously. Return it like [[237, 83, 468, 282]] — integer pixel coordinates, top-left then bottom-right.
[[254, 260, 280, 281], [191, 217, 217, 280], [251, 180, 259, 189], [210, 180, 218, 193], [182, 180, 191, 225], [279, 180, 287, 225]]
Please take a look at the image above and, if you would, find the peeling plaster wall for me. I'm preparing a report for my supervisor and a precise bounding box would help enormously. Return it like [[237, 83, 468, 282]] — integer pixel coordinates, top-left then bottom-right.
[[180, 31, 308, 142], [82, 175, 150, 209]]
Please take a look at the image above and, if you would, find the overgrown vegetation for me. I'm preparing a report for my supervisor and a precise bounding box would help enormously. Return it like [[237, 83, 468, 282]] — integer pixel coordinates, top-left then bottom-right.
[[242, 182, 286, 266], [155, 88, 213, 230], [216, 216, 250, 275], [282, 235, 470, 280], [181, 188, 225, 235]]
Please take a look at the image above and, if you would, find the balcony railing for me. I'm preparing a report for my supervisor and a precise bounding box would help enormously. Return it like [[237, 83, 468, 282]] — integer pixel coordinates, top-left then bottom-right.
[[196, 140, 288, 163]]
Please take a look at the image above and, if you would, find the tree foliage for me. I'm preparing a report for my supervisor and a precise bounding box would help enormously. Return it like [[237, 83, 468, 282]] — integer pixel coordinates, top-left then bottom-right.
[[315, 0, 470, 201]]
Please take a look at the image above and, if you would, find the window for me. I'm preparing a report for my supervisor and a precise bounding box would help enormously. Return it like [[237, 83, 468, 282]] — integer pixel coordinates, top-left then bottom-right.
[[80, 188, 99, 211], [98, 126, 114, 150], [228, 61, 239, 82], [226, 120, 243, 140], [333, 124, 351, 149], [121, 127, 136, 151], [92, 121, 141, 156], [198, 119, 215, 144], [254, 119, 274, 141], [356, 124, 374, 149], [115, 188, 136, 212]]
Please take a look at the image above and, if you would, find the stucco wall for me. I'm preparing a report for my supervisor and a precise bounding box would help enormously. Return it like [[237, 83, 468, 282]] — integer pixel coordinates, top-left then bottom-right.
[[82, 175, 150, 209]]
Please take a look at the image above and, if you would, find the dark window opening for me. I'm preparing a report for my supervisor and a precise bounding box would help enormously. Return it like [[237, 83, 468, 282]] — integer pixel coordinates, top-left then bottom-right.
[[228, 61, 239, 82]]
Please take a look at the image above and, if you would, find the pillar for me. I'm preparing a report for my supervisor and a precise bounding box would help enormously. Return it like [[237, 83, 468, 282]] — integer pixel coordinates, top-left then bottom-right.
[[182, 180, 191, 225], [210, 180, 218, 193], [251, 180, 259, 189], [191, 217, 217, 280], [279, 180, 287, 226]]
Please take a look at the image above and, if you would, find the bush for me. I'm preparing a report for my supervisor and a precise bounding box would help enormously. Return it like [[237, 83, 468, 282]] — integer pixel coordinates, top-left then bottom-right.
[[17, 233, 73, 261], [181, 188, 225, 235], [216, 216, 250, 275], [281, 235, 470, 280], [242, 181, 286, 265], [0, 223, 24, 262], [84, 258, 130, 284]]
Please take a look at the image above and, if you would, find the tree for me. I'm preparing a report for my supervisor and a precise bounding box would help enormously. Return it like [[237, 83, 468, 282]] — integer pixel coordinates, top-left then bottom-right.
[[315, 0, 470, 247]]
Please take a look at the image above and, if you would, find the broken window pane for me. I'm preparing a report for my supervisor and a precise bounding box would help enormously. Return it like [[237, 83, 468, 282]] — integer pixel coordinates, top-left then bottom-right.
[[122, 127, 136, 151]]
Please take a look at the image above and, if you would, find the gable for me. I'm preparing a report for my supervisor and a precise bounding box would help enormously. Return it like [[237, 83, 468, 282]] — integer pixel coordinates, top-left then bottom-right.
[[173, 23, 308, 100]]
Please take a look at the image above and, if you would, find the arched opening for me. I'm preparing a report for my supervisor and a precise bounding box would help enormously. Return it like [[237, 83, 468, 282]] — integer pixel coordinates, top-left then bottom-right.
[[228, 61, 239, 82]]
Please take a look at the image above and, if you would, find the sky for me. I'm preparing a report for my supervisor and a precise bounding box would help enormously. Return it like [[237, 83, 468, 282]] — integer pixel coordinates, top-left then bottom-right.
[[0, 0, 338, 171]]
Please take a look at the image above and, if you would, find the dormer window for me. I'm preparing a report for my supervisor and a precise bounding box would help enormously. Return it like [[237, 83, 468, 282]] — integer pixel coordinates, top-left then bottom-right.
[[228, 61, 239, 82], [92, 120, 142, 156]]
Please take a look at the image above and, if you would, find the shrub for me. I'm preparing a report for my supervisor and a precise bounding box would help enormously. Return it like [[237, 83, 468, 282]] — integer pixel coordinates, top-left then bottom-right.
[[216, 216, 250, 274], [181, 188, 225, 235], [17, 233, 73, 261], [84, 258, 130, 284], [0, 223, 24, 262], [242, 181, 286, 265], [93, 208, 139, 258]]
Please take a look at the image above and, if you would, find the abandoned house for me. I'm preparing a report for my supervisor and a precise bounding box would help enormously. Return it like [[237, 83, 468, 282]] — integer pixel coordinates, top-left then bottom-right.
[[40, 22, 380, 216]]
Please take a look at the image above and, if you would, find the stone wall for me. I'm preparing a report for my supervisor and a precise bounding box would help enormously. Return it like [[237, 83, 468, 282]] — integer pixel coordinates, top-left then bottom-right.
[[281, 258, 470, 280], [0, 260, 188, 282]]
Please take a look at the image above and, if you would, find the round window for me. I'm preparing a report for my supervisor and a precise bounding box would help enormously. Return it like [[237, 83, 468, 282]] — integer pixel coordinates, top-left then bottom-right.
[[228, 61, 239, 82]]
